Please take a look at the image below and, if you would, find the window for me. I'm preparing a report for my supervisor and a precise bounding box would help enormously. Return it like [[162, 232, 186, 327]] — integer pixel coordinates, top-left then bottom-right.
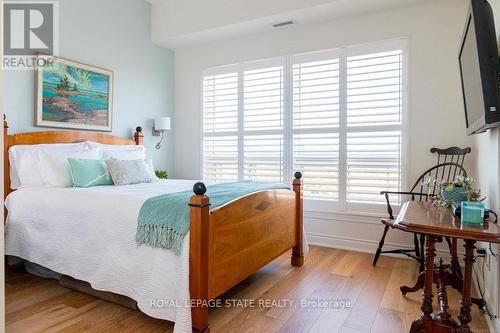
[[202, 39, 406, 211]]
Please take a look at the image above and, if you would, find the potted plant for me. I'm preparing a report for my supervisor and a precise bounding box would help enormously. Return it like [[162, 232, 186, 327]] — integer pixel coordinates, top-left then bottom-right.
[[155, 170, 168, 179], [436, 175, 484, 208]]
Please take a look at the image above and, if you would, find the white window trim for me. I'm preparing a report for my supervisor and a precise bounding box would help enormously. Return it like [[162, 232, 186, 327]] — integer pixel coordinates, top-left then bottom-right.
[[200, 38, 409, 215]]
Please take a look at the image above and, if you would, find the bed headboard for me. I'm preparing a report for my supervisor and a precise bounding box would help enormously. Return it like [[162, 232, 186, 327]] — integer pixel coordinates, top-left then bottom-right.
[[3, 119, 144, 199]]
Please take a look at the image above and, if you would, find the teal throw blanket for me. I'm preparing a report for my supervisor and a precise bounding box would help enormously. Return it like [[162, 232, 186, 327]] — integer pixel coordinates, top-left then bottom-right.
[[136, 181, 289, 255]]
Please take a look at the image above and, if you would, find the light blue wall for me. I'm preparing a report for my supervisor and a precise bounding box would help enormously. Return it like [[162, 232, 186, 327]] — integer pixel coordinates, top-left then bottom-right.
[[5, 0, 175, 172]]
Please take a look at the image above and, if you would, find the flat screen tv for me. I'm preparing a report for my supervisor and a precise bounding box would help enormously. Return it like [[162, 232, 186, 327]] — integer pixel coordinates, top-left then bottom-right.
[[458, 0, 500, 135]]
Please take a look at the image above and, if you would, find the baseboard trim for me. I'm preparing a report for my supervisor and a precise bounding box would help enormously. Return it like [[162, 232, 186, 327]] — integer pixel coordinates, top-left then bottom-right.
[[306, 232, 457, 258]]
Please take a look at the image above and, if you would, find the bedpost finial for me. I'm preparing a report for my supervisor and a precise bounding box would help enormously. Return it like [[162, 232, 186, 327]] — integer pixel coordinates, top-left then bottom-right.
[[134, 126, 144, 145], [294, 171, 302, 180], [193, 182, 207, 195]]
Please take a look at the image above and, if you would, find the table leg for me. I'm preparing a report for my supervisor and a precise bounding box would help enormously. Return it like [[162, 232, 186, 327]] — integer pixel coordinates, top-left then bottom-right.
[[433, 260, 458, 329], [450, 237, 461, 278], [458, 240, 476, 333], [401, 271, 425, 295], [448, 237, 485, 311], [419, 234, 426, 272], [449, 237, 464, 294], [410, 235, 437, 333]]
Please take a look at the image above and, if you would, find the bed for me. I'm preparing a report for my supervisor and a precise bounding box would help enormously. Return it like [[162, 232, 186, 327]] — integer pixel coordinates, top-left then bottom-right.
[[3, 120, 305, 333]]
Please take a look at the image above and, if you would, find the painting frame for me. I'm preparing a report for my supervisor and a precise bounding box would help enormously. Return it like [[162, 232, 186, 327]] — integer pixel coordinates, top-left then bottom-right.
[[35, 54, 114, 132]]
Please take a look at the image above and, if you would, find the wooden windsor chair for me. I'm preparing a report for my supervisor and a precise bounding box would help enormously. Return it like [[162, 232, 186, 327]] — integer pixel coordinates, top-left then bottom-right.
[[372, 147, 471, 271]]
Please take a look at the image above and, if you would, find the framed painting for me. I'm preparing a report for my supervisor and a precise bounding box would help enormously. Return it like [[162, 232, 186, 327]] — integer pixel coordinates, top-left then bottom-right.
[[36, 55, 113, 131]]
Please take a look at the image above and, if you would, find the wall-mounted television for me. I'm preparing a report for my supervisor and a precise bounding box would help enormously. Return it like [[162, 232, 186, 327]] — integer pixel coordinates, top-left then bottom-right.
[[458, 0, 500, 135]]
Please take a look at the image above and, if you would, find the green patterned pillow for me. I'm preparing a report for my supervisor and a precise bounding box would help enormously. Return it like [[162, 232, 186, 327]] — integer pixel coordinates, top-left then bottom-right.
[[68, 158, 114, 188], [105, 159, 154, 185]]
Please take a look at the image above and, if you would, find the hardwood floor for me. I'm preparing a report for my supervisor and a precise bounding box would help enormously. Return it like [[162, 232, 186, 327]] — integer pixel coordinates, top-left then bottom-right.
[[5, 246, 491, 333]]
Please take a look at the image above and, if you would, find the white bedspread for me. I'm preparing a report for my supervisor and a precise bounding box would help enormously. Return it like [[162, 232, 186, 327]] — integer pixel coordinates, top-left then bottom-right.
[[5, 179, 209, 333]]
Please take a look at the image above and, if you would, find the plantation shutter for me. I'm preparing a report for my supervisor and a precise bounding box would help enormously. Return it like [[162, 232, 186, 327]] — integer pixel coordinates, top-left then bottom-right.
[[346, 50, 403, 204], [292, 56, 340, 200], [202, 71, 239, 182], [243, 64, 284, 182]]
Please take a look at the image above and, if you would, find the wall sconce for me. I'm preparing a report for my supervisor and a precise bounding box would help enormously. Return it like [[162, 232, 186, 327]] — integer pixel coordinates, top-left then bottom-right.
[[153, 117, 171, 149]]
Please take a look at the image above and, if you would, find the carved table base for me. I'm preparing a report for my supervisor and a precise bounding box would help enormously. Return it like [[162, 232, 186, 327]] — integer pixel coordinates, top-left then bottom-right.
[[407, 237, 477, 333], [400, 237, 485, 311]]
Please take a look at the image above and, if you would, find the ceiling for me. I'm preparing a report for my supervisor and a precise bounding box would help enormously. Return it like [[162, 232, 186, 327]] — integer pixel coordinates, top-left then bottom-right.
[[148, 0, 439, 49]]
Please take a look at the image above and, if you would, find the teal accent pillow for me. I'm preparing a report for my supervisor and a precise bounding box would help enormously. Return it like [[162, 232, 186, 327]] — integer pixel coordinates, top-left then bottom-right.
[[68, 158, 114, 188]]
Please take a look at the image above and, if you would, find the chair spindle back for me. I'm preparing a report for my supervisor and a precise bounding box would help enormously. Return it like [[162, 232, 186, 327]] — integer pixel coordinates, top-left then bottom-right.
[[410, 147, 471, 201]]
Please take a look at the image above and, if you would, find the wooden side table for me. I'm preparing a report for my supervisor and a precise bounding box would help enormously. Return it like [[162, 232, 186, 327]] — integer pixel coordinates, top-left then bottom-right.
[[391, 201, 500, 333]]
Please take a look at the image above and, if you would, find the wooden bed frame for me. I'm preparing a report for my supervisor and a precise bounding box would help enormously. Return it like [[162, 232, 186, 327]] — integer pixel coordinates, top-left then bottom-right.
[[3, 120, 305, 333]]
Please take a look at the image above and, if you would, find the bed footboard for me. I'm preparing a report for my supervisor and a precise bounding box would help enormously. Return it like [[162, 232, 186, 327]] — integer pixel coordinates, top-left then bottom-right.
[[188, 174, 304, 333]]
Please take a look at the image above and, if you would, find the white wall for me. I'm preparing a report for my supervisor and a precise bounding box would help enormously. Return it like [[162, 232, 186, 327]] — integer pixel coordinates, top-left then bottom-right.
[[474, 127, 500, 323], [472, 0, 500, 324], [5, 0, 175, 172], [174, 0, 474, 253]]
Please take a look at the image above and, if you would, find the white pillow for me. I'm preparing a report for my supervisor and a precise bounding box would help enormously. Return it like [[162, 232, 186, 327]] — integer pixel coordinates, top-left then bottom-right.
[[9, 142, 91, 189], [40, 148, 101, 187], [87, 142, 146, 160], [145, 158, 159, 181], [9, 150, 23, 189], [104, 146, 146, 160]]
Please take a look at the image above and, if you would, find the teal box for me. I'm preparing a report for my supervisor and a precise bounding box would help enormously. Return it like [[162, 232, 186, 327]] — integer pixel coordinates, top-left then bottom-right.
[[461, 201, 485, 225]]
